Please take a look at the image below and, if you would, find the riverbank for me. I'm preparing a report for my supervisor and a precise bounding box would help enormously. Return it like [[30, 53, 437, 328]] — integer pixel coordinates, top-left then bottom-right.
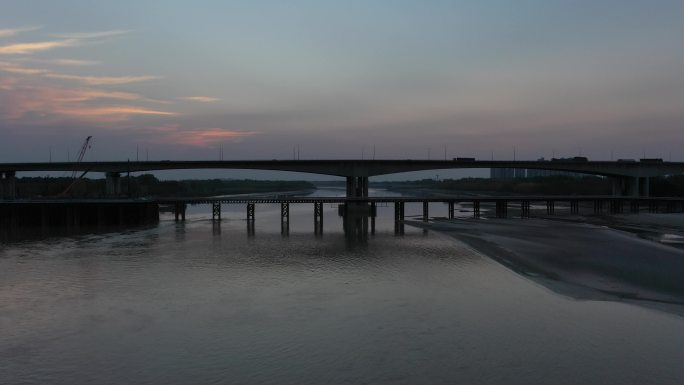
[[407, 215, 684, 315]]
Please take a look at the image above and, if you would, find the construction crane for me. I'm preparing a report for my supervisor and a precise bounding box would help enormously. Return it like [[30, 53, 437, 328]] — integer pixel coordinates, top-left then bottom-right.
[[56, 136, 92, 197]]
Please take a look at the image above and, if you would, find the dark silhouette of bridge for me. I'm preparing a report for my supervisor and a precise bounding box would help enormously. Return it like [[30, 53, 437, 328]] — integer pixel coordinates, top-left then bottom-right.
[[1, 159, 684, 199]]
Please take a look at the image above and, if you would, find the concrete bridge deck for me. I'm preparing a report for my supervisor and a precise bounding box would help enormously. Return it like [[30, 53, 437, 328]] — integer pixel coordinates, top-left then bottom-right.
[[2, 159, 684, 178], [3, 159, 682, 199]]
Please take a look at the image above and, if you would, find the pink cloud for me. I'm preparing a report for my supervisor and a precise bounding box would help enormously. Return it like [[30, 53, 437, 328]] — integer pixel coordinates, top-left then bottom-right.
[[0, 26, 41, 38], [0, 39, 77, 54], [163, 128, 260, 146], [177, 96, 221, 103], [45, 73, 159, 85], [0, 82, 175, 123]]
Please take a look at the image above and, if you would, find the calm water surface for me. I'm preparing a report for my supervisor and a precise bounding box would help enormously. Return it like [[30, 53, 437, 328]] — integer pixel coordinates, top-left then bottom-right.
[[2, 189, 684, 384]]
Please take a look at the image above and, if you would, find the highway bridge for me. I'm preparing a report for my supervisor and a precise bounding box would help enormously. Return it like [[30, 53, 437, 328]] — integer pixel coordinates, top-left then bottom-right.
[[1, 159, 684, 199]]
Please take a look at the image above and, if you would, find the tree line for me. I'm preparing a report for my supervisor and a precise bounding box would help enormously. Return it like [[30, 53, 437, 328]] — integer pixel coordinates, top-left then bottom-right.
[[15, 174, 315, 198]]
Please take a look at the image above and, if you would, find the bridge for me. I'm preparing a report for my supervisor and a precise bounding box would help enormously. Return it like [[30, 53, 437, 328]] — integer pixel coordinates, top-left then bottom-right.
[[3, 195, 683, 241], [1, 159, 684, 199]]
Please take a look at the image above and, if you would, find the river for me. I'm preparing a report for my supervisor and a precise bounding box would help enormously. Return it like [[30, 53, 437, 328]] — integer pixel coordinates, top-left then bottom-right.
[[2, 189, 684, 384]]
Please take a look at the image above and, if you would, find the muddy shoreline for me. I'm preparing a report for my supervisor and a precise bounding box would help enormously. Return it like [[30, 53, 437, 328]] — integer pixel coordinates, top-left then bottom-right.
[[407, 214, 684, 316]]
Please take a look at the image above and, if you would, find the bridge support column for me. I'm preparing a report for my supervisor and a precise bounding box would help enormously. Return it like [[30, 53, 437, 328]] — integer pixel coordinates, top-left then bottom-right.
[[346, 176, 369, 199], [448, 202, 454, 219], [473, 200, 481, 218], [212, 202, 221, 221], [422, 201, 429, 221], [1, 171, 17, 200], [570, 200, 579, 215], [594, 199, 604, 214], [343, 175, 371, 238], [246, 203, 255, 236], [174, 203, 186, 221], [370, 202, 376, 235], [521, 200, 530, 218], [394, 201, 405, 234], [610, 200, 621, 214], [281, 203, 289, 235], [546, 200, 555, 215], [246, 203, 255, 221], [314, 202, 323, 235], [105, 172, 122, 197]]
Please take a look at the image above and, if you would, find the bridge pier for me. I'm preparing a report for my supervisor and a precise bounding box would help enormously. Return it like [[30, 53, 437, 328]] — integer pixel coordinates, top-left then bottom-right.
[[247, 203, 255, 221], [609, 200, 621, 214], [346, 176, 368, 198], [473, 200, 481, 218], [246, 203, 256, 236], [370, 202, 376, 235], [281, 203, 289, 235], [448, 202, 454, 219], [105, 172, 122, 196], [394, 201, 405, 234], [422, 201, 429, 221], [1, 171, 17, 200], [521, 200, 530, 218], [212, 202, 221, 221], [594, 199, 604, 214], [341, 175, 373, 237], [546, 200, 555, 215], [174, 203, 186, 221], [314, 202, 323, 235], [570, 200, 579, 214]]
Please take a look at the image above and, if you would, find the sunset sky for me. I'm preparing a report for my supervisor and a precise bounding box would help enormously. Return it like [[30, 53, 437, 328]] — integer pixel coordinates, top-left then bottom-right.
[[1, 1, 683, 179]]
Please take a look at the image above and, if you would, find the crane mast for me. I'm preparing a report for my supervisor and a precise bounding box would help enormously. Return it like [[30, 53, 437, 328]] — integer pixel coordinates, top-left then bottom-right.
[[57, 136, 93, 197]]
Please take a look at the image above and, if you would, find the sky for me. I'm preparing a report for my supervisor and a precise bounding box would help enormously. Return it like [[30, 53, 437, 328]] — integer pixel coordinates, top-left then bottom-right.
[[1, 0, 683, 180]]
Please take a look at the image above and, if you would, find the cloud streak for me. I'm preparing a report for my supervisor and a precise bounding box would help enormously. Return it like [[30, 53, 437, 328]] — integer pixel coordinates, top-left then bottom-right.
[[0, 81, 175, 123], [52, 30, 131, 40], [164, 128, 259, 146], [0, 62, 158, 86], [0, 62, 50, 75], [0, 26, 41, 38], [55, 105, 177, 118], [44, 73, 160, 85], [0, 39, 77, 54], [178, 96, 221, 103], [51, 58, 99, 66]]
